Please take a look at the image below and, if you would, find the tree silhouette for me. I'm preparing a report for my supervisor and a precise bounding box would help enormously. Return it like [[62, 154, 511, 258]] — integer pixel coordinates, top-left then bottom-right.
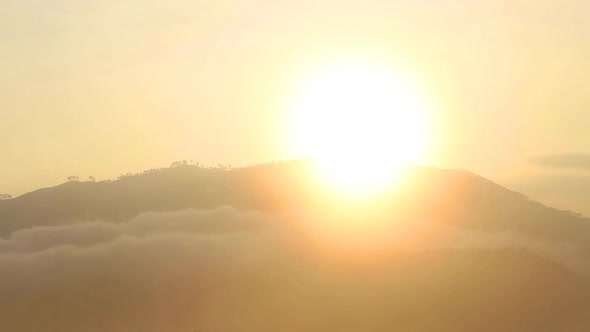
[[170, 160, 188, 168], [67, 176, 79, 182]]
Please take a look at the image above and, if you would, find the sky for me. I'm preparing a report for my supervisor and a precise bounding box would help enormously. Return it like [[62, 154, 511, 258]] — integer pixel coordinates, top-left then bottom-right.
[[1, 0, 589, 214]]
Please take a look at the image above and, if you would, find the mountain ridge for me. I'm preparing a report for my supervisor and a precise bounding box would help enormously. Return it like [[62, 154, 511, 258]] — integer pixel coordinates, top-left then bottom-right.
[[1, 160, 588, 239]]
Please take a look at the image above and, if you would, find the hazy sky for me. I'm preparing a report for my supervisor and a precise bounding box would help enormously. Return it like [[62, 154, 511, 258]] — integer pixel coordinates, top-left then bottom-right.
[[1, 0, 589, 213]]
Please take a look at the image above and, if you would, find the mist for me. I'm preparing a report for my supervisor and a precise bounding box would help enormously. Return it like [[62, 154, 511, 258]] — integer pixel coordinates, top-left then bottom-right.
[[1, 206, 589, 331]]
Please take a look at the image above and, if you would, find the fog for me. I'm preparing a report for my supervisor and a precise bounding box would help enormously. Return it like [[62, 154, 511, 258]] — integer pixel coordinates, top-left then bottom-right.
[[1, 207, 589, 331], [0, 208, 290, 331]]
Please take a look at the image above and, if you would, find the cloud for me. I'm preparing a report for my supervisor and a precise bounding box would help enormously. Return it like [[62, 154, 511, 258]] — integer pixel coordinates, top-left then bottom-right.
[[531, 153, 590, 170], [0, 207, 589, 331], [0, 208, 271, 254], [413, 224, 590, 275], [0, 207, 293, 332]]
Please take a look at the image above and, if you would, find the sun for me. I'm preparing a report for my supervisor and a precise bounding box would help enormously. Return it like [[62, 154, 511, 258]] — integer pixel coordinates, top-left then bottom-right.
[[288, 59, 431, 194]]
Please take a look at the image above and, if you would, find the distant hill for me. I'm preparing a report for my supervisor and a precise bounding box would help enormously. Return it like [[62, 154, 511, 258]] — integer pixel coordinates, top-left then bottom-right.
[[1, 160, 588, 243], [0, 161, 315, 235]]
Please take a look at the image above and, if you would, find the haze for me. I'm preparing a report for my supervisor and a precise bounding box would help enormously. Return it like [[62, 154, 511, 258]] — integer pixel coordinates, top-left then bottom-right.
[[2, 2, 590, 330], [2, 0, 590, 214]]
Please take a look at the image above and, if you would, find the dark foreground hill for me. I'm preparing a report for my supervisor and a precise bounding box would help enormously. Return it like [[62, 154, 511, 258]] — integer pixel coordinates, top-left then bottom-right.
[[2, 244, 590, 332]]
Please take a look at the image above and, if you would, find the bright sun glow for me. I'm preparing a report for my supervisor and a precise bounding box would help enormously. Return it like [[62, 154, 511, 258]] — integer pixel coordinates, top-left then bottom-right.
[[289, 59, 431, 194]]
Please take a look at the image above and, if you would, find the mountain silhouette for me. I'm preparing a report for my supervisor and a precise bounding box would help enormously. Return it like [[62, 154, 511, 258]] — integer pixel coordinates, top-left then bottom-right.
[[1, 160, 588, 242]]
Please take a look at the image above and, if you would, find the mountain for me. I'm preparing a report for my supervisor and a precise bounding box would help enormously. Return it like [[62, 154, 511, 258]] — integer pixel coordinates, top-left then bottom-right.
[[1, 160, 590, 331], [1, 160, 588, 242]]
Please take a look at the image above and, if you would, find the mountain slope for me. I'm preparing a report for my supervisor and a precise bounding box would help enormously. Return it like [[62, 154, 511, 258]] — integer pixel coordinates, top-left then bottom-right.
[[1, 161, 588, 243], [1, 161, 590, 331]]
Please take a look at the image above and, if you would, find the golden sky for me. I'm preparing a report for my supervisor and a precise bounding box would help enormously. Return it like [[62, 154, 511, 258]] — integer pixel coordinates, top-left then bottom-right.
[[1, 0, 589, 213]]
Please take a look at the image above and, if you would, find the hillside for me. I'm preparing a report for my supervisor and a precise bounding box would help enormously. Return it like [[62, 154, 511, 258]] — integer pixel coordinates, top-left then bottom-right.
[[1, 160, 588, 244]]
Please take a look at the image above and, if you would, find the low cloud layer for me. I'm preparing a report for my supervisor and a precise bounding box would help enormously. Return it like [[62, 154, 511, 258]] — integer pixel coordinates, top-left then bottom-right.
[[0, 207, 589, 331], [0, 208, 291, 332], [531, 153, 590, 170], [417, 224, 590, 275]]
